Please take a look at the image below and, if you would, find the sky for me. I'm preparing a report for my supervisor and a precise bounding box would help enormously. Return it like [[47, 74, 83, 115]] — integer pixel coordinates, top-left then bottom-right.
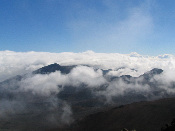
[[0, 0, 175, 55]]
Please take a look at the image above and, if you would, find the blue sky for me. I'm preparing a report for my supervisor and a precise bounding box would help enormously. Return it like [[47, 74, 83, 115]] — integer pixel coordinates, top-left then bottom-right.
[[0, 0, 175, 55]]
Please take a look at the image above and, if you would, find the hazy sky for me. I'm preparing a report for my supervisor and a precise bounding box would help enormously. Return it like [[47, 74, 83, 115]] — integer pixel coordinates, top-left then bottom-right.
[[0, 0, 175, 55]]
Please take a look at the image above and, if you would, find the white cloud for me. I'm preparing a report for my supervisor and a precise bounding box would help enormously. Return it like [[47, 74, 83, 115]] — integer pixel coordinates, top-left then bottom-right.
[[6, 51, 174, 104], [18, 66, 106, 96], [0, 50, 175, 82], [153, 69, 175, 94], [68, 66, 106, 87], [1, 50, 175, 104], [19, 71, 68, 96], [96, 78, 151, 103], [107, 68, 138, 77]]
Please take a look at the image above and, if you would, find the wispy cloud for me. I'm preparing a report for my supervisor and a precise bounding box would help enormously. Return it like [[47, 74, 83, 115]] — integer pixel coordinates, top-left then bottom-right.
[[66, 0, 154, 52]]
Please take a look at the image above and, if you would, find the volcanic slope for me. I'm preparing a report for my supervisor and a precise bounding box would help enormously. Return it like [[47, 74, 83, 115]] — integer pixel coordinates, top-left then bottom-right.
[[52, 97, 175, 131]]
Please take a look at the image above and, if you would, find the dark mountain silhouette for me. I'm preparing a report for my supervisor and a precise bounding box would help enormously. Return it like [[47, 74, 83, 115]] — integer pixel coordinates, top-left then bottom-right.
[[140, 68, 163, 81], [51, 97, 175, 131], [33, 63, 76, 74]]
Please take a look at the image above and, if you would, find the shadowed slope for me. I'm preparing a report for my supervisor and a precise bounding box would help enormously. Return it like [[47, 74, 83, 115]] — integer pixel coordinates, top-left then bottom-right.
[[56, 97, 175, 131]]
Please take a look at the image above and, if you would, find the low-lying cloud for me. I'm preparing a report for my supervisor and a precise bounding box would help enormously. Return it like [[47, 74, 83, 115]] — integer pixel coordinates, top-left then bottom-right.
[[1, 50, 175, 130], [1, 50, 175, 82]]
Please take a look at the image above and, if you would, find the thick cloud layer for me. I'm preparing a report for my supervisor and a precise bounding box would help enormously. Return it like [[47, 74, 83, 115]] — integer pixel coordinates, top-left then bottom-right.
[[1, 50, 175, 82], [1, 51, 175, 130]]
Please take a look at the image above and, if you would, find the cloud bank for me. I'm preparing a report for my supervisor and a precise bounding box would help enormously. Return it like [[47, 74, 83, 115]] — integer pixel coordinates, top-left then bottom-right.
[[0, 50, 175, 82], [1, 50, 175, 130]]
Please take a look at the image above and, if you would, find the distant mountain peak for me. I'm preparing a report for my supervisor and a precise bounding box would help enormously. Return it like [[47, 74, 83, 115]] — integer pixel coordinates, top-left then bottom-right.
[[142, 68, 163, 76], [149, 68, 163, 75], [140, 68, 163, 80], [33, 63, 76, 74]]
